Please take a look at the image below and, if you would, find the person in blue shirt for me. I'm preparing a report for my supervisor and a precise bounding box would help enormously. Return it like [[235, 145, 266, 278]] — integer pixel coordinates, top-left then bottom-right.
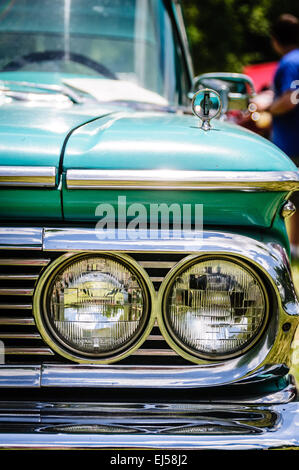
[[271, 14, 299, 158], [254, 14, 299, 257]]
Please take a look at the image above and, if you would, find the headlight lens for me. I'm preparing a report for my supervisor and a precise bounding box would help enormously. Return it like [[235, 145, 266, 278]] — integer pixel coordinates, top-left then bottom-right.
[[44, 255, 149, 358], [164, 258, 268, 359]]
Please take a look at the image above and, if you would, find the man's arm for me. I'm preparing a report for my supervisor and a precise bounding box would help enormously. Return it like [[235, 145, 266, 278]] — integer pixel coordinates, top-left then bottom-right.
[[269, 89, 297, 115]]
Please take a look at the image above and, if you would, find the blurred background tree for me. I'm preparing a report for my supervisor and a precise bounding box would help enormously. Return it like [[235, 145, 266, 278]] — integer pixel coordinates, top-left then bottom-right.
[[181, 0, 299, 74]]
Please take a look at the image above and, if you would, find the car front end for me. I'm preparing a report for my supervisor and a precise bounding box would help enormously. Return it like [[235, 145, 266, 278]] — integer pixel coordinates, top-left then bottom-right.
[[0, 0, 298, 451]]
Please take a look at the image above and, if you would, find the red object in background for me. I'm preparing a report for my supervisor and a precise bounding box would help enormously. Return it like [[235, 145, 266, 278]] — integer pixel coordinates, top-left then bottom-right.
[[228, 61, 278, 139], [243, 61, 278, 92]]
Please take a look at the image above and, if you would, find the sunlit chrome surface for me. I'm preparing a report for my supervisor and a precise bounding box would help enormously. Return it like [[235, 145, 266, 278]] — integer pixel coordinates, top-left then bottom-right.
[[281, 200, 296, 219], [0, 400, 297, 449], [66, 169, 299, 191], [33, 252, 155, 364], [191, 88, 222, 130], [163, 257, 268, 360], [0, 166, 56, 187], [0, 363, 295, 401], [0, 227, 43, 250]]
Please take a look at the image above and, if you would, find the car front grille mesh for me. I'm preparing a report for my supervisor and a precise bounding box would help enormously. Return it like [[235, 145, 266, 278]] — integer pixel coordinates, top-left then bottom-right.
[[0, 250, 190, 365]]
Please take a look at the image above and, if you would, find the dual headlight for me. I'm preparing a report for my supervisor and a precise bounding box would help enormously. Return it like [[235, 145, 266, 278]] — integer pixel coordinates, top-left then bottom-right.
[[34, 254, 268, 363]]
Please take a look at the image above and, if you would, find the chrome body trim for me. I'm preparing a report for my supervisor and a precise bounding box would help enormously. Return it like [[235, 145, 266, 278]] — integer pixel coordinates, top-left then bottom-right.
[[66, 169, 299, 191], [0, 399, 297, 449], [39, 363, 291, 393], [0, 227, 43, 250], [0, 364, 294, 402], [0, 366, 40, 387], [0, 166, 56, 187]]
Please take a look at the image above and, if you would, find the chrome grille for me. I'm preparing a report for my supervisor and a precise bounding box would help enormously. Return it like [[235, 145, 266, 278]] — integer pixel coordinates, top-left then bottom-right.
[[0, 250, 190, 365], [0, 251, 55, 360]]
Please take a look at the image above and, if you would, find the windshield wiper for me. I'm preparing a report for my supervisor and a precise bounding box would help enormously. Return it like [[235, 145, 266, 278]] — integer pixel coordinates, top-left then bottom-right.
[[0, 80, 83, 104]]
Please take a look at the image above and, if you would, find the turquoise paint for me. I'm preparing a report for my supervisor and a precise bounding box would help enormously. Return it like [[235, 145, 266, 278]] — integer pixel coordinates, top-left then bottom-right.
[[0, 80, 114, 219], [0, 188, 62, 220], [62, 112, 296, 171], [0, 100, 112, 168], [63, 187, 287, 228], [62, 110, 294, 229], [0, 72, 295, 239]]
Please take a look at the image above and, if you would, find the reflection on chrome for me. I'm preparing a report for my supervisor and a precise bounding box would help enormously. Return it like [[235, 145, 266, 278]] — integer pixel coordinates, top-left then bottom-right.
[[48, 256, 144, 354]]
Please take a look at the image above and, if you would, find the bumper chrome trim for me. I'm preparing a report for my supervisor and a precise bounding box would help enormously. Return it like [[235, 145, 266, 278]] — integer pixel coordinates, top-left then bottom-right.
[[0, 227, 43, 250], [66, 169, 299, 192], [0, 366, 40, 387], [0, 166, 56, 187], [0, 365, 295, 403], [0, 400, 297, 449]]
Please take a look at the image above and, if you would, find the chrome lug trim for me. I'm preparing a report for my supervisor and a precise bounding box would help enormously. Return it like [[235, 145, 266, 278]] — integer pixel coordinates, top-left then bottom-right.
[[0, 227, 43, 250], [66, 169, 299, 191], [0, 166, 56, 187]]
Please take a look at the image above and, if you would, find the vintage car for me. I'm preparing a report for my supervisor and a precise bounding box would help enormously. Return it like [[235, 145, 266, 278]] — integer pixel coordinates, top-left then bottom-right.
[[0, 0, 298, 451]]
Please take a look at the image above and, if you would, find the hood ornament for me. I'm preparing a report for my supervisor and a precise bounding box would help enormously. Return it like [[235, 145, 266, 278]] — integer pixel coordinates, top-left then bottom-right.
[[192, 88, 222, 131]]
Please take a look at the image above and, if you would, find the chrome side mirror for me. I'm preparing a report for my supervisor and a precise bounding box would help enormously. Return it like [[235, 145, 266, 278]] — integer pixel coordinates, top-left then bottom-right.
[[189, 73, 256, 115]]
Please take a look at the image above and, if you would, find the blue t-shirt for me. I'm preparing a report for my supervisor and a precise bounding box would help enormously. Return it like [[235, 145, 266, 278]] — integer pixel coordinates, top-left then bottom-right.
[[272, 48, 299, 157]]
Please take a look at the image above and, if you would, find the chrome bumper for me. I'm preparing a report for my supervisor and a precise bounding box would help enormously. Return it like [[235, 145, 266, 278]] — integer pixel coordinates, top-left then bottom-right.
[[0, 400, 298, 450]]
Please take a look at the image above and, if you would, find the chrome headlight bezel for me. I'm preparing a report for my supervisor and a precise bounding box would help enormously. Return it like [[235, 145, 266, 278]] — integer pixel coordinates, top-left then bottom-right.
[[33, 252, 155, 364], [158, 255, 270, 363]]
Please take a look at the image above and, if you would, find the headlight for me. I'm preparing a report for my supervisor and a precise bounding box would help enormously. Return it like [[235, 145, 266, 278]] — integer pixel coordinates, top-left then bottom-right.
[[162, 257, 268, 360], [35, 254, 151, 362]]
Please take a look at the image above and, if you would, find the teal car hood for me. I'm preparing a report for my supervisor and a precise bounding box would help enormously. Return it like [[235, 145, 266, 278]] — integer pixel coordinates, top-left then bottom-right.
[[0, 104, 297, 228], [63, 112, 295, 171], [0, 102, 113, 220], [62, 111, 296, 230], [0, 103, 113, 168]]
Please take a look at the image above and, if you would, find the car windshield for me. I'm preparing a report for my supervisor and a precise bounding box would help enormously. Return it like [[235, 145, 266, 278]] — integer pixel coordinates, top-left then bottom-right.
[[0, 0, 189, 106]]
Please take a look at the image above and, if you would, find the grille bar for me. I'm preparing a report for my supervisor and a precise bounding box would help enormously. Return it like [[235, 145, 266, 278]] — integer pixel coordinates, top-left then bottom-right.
[[0, 289, 34, 296], [0, 333, 41, 339], [0, 274, 39, 281], [0, 251, 54, 362], [0, 259, 50, 266], [0, 304, 32, 310], [132, 349, 178, 356], [139, 261, 176, 269], [4, 347, 54, 356], [0, 318, 35, 325]]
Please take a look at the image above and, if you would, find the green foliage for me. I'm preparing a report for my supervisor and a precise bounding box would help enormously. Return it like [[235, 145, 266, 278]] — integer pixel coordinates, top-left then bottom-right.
[[181, 0, 299, 74]]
